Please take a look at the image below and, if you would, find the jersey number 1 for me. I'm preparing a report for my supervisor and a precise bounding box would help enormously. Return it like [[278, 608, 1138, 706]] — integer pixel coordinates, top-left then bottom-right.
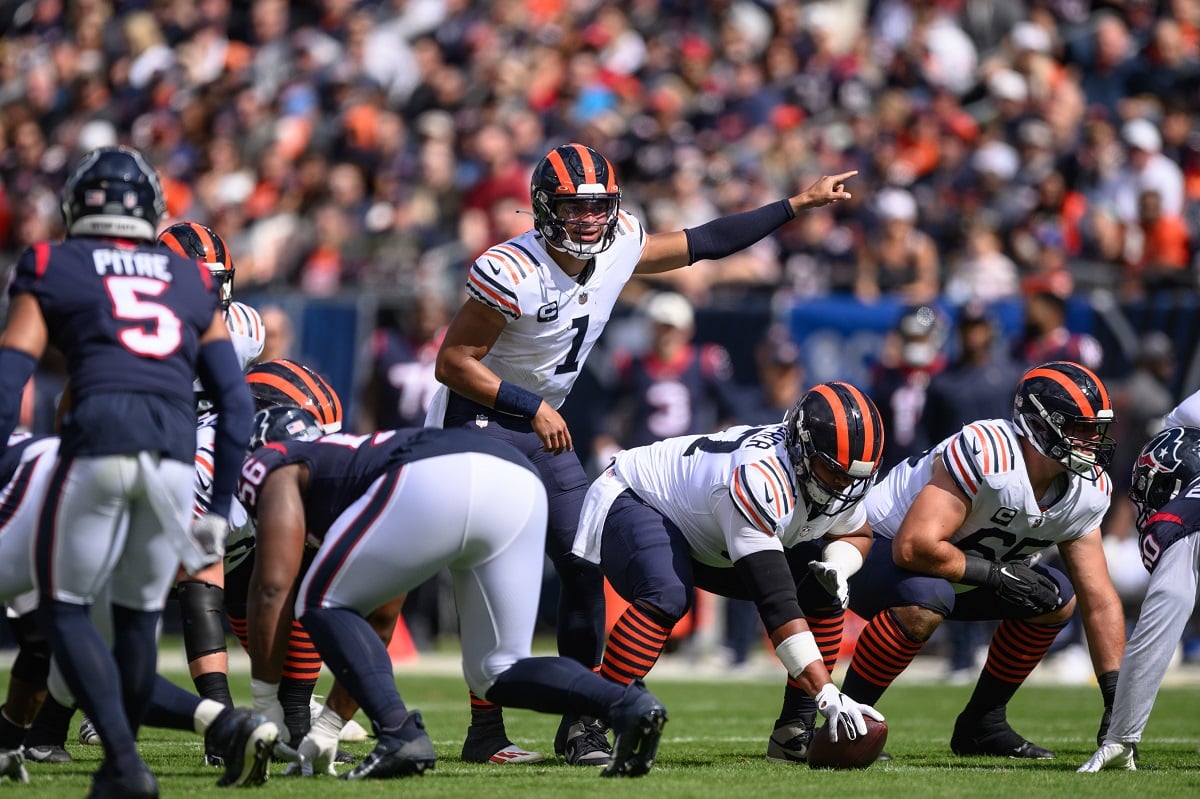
[[554, 315, 589, 375]]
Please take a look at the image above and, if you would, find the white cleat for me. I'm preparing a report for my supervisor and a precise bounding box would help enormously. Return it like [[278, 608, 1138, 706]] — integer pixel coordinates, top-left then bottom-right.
[[310, 698, 369, 743], [1078, 742, 1136, 772]]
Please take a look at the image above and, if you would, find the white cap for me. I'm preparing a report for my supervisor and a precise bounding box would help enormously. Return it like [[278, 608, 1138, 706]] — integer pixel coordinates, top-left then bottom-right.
[[988, 69, 1028, 103], [876, 187, 917, 222], [972, 141, 1020, 180], [1122, 118, 1162, 153], [1011, 21, 1052, 54], [644, 292, 694, 329]]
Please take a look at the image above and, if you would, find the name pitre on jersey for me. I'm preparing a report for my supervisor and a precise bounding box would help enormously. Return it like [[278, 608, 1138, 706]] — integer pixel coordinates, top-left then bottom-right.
[[426, 211, 646, 424], [601, 424, 868, 568], [865, 419, 1112, 570]]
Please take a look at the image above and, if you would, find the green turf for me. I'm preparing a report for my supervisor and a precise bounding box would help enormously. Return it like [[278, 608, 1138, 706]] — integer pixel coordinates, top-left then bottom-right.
[[7, 669, 1198, 798]]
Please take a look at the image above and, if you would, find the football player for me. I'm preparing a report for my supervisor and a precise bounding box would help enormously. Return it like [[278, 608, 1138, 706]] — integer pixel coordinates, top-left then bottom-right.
[[573, 381, 887, 755], [0, 146, 257, 796], [0, 430, 281, 786], [1079, 425, 1200, 772], [223, 358, 363, 750], [241, 406, 668, 779], [840, 361, 1126, 760], [428, 141, 856, 765], [159, 220, 265, 712]]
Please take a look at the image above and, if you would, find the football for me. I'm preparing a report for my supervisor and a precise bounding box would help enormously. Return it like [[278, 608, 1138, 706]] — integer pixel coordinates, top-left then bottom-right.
[[807, 717, 889, 769]]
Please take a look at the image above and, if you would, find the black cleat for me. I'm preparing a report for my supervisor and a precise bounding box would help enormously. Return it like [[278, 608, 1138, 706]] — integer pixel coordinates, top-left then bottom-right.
[[205, 707, 280, 787], [601, 679, 668, 778], [950, 710, 1055, 759], [765, 715, 816, 764], [341, 711, 436, 780], [461, 725, 544, 764], [86, 762, 157, 799], [22, 744, 73, 764]]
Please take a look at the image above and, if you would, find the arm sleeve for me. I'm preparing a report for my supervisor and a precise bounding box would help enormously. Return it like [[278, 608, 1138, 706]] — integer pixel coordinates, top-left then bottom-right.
[[0, 349, 38, 444], [733, 548, 804, 633], [684, 199, 796, 264], [196, 339, 254, 518]]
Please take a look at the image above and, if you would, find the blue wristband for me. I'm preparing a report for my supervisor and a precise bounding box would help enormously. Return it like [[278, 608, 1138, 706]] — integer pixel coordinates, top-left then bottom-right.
[[494, 381, 543, 419]]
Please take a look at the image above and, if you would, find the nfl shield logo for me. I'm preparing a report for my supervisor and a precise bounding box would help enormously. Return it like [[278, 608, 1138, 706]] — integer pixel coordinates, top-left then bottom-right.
[[123, 190, 139, 210], [578, 292, 589, 305]]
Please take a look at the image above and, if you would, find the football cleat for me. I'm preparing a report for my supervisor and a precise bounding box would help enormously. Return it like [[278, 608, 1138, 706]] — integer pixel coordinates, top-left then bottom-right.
[[461, 729, 544, 765], [601, 680, 667, 778], [78, 716, 102, 746], [950, 710, 1055, 759], [1078, 742, 1136, 772], [0, 749, 28, 784], [22, 744, 73, 763], [204, 707, 279, 787], [558, 717, 614, 766], [340, 711, 436, 780], [765, 715, 816, 764], [86, 762, 158, 799]]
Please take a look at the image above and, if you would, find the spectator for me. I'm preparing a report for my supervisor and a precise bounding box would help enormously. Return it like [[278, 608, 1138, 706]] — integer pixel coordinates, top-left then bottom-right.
[[1011, 289, 1103, 371], [258, 304, 294, 362], [869, 304, 948, 472], [855, 187, 940, 305]]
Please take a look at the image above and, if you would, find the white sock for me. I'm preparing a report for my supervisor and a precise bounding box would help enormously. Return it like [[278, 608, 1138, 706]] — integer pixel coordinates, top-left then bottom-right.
[[193, 698, 225, 735]]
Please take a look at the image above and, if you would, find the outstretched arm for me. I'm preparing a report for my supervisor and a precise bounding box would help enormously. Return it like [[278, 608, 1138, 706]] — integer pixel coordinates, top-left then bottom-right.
[[635, 172, 857, 274]]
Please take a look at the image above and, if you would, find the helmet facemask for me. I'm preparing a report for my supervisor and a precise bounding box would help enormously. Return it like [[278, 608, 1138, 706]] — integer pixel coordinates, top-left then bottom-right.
[[534, 186, 621, 258], [786, 411, 877, 518], [1017, 392, 1115, 479], [208, 264, 235, 309]]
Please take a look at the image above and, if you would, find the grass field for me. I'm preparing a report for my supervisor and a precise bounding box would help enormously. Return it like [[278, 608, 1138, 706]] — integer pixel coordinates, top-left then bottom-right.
[[5, 653, 1198, 799]]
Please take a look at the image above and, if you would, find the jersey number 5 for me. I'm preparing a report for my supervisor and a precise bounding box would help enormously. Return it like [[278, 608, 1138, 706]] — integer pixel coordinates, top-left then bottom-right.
[[105, 276, 184, 358]]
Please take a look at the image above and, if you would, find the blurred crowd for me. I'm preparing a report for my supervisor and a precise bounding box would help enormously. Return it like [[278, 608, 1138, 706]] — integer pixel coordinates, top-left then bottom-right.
[[3, 0, 1200, 310]]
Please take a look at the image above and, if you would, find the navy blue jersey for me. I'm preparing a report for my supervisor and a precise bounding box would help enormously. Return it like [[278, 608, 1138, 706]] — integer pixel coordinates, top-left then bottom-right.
[[239, 427, 536, 540], [1139, 493, 1200, 574], [612, 343, 738, 448], [10, 238, 219, 458]]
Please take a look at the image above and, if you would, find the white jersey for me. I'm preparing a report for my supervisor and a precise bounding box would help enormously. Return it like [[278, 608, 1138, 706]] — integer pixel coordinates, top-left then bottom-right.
[[194, 412, 252, 566], [426, 213, 647, 424], [865, 419, 1112, 563], [573, 424, 867, 568], [192, 301, 266, 405], [0, 434, 61, 614], [1164, 389, 1200, 428]]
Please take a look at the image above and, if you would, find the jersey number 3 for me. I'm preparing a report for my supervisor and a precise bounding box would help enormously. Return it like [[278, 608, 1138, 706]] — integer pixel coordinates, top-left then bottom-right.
[[105, 276, 184, 358]]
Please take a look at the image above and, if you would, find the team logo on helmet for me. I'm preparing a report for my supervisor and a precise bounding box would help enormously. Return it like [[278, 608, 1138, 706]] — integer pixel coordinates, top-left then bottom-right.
[[530, 143, 622, 259], [784, 381, 884, 517], [1130, 425, 1200, 530], [248, 406, 324, 453], [159, 221, 235, 309]]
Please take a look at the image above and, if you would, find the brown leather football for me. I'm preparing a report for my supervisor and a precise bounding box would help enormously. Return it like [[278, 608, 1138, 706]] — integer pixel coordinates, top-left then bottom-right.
[[807, 717, 889, 769]]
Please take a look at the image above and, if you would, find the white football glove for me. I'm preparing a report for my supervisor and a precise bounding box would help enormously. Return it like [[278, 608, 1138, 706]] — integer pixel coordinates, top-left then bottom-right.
[[250, 679, 289, 744], [179, 513, 229, 575], [808, 560, 850, 609], [1078, 742, 1137, 772], [815, 683, 885, 744], [284, 707, 345, 776]]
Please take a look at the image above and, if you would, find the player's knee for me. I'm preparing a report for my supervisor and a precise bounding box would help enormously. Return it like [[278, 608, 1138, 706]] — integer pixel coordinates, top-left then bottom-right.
[[177, 581, 229, 661], [1036, 594, 1076, 625], [890, 605, 943, 641], [635, 589, 689, 624]]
